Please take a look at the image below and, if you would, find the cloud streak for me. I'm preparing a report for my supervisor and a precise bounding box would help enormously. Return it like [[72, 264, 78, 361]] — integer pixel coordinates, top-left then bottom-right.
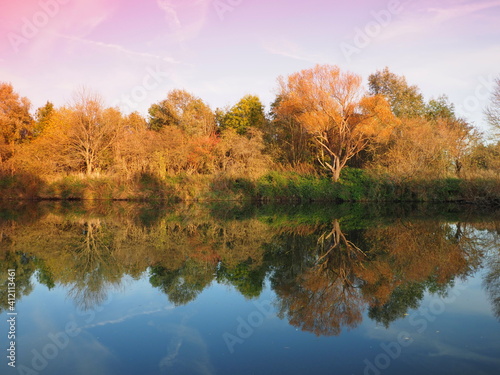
[[427, 0, 500, 23], [82, 305, 175, 329], [53, 33, 179, 64], [263, 38, 323, 63]]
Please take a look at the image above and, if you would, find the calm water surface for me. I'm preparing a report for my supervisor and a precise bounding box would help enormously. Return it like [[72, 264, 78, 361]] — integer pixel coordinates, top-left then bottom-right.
[[1, 202, 499, 374]]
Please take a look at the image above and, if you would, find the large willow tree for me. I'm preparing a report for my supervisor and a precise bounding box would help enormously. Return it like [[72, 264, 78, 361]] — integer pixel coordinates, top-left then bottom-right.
[[276, 64, 398, 181]]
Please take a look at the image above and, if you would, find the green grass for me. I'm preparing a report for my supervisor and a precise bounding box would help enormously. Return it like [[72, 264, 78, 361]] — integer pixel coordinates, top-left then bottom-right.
[[1, 169, 500, 204]]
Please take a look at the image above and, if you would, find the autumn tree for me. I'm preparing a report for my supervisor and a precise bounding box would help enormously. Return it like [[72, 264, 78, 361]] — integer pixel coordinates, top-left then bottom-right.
[[67, 90, 121, 175], [422, 95, 477, 176], [123, 111, 147, 132], [276, 64, 398, 181], [372, 117, 443, 178], [18, 103, 119, 176], [148, 89, 216, 136], [439, 118, 477, 177], [468, 142, 500, 175], [0, 83, 34, 163], [268, 96, 314, 168], [425, 95, 456, 121], [370, 116, 476, 179], [368, 73, 478, 178], [368, 67, 426, 118], [34, 101, 55, 137], [148, 102, 177, 132], [148, 90, 219, 175], [111, 111, 162, 178], [10, 107, 72, 174], [214, 128, 270, 178], [217, 95, 267, 135]]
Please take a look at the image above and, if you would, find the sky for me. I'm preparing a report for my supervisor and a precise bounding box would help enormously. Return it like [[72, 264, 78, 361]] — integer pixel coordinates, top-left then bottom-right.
[[0, 0, 499, 132]]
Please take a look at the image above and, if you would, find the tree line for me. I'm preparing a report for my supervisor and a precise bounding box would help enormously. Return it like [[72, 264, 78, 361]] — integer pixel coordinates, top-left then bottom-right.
[[1, 65, 499, 188]]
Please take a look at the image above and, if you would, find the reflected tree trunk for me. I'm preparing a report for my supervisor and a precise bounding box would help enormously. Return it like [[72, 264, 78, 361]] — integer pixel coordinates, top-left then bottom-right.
[[315, 219, 367, 286]]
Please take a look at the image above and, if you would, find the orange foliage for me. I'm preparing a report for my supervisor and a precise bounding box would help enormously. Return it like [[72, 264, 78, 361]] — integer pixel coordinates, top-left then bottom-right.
[[277, 64, 399, 181]]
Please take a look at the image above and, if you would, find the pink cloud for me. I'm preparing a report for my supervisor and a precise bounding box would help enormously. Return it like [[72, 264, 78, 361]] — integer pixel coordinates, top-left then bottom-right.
[[0, 0, 117, 58]]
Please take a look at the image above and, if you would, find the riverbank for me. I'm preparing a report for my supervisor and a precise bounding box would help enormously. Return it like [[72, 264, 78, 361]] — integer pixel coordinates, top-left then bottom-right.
[[1, 169, 500, 204]]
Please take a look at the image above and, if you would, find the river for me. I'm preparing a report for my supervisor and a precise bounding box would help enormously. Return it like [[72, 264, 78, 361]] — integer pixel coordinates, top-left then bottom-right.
[[1, 201, 499, 374]]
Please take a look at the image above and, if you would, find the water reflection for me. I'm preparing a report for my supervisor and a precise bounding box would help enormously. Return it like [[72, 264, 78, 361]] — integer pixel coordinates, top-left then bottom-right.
[[1, 202, 499, 336], [482, 224, 500, 319]]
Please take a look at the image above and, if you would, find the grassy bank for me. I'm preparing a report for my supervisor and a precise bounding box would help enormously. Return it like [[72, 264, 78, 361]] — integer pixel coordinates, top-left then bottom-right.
[[253, 170, 500, 205], [1, 169, 500, 204]]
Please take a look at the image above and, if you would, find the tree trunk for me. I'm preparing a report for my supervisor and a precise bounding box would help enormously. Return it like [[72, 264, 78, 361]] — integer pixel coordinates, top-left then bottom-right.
[[86, 156, 93, 175], [454, 159, 462, 177], [331, 155, 341, 182]]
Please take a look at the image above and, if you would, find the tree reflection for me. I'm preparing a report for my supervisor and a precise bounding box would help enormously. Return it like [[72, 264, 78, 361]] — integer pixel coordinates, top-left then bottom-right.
[[150, 260, 214, 306], [0, 251, 37, 313], [363, 221, 483, 327], [273, 220, 367, 335], [0, 202, 495, 334], [484, 257, 500, 319], [272, 218, 484, 335], [482, 227, 500, 319], [65, 219, 123, 310], [368, 282, 429, 327], [218, 260, 269, 298]]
